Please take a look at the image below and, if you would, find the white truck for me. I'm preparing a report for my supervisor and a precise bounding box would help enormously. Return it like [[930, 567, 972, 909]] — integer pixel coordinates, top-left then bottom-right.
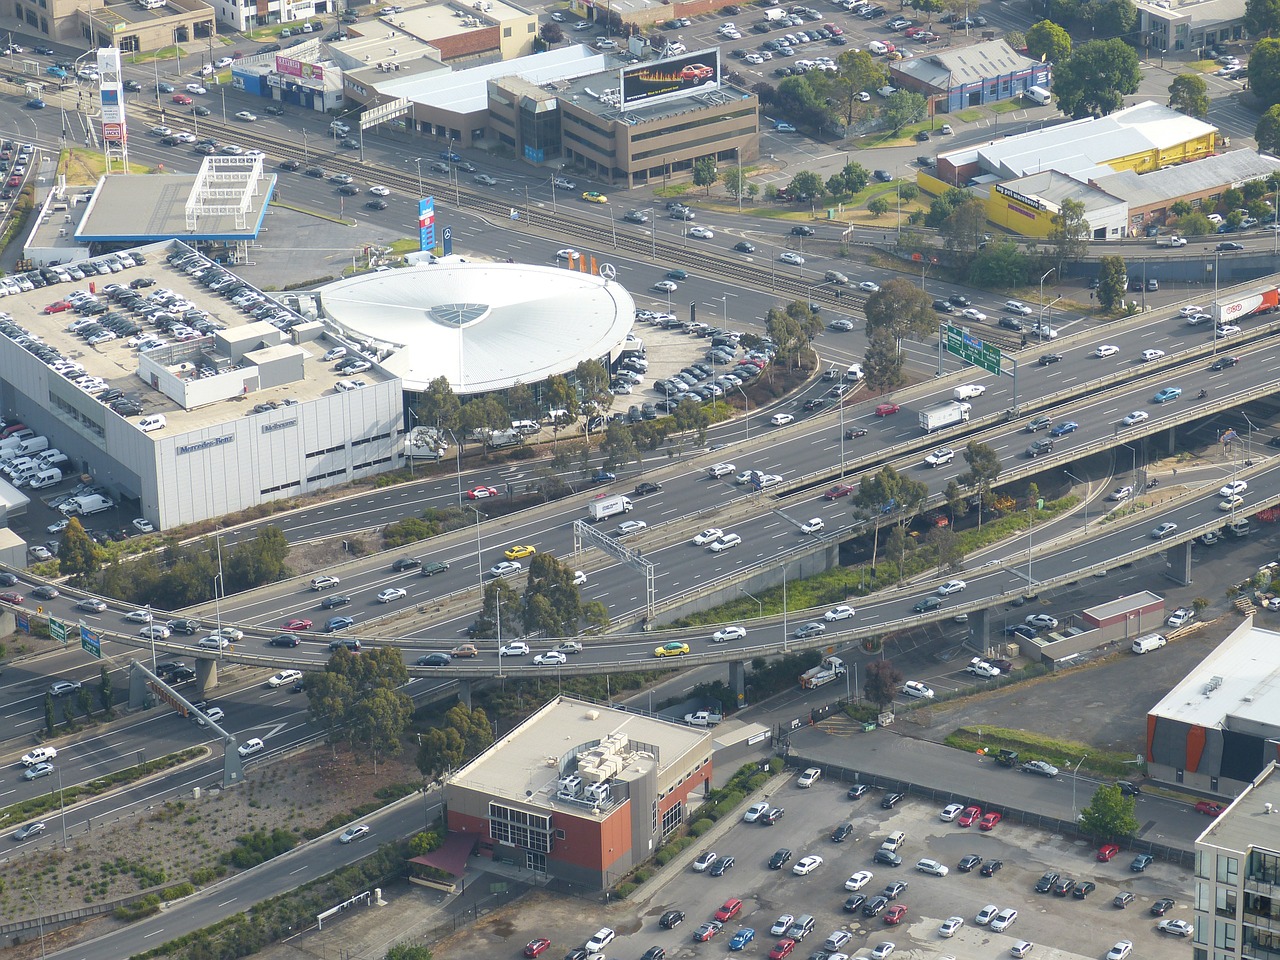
[[683, 710, 724, 727], [1155, 234, 1188, 248], [965, 657, 1001, 678], [487, 429, 522, 449], [800, 655, 847, 690], [918, 400, 971, 433], [587, 494, 633, 522]]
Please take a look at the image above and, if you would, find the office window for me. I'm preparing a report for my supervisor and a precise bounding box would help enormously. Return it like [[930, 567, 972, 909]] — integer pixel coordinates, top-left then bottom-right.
[[1217, 855, 1239, 886], [1215, 887, 1236, 918], [1213, 918, 1236, 952], [503, 25, 511, 36], [661, 802, 683, 837]]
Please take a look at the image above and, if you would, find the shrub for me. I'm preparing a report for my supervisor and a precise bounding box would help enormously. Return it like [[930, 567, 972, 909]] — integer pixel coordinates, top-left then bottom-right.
[[689, 817, 715, 836], [162, 882, 195, 900], [114, 893, 162, 922], [613, 881, 638, 899]]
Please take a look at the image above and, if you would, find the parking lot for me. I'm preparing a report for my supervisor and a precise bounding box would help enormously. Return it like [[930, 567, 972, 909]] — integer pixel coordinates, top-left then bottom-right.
[[475, 772, 1196, 960]]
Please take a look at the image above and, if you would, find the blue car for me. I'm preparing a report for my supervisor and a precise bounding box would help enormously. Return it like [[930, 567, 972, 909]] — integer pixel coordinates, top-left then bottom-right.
[[1048, 421, 1079, 437], [729, 928, 755, 951], [440, 151, 461, 162], [591, 470, 616, 483], [325, 616, 354, 632], [1153, 387, 1182, 404]]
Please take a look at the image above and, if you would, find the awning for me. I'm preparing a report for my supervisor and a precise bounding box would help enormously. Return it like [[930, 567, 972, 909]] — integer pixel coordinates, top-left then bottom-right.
[[408, 833, 476, 877]]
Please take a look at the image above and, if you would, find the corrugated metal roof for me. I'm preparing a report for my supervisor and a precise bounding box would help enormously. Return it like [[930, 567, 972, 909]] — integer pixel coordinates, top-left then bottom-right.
[[1092, 150, 1280, 208], [894, 39, 1037, 89]]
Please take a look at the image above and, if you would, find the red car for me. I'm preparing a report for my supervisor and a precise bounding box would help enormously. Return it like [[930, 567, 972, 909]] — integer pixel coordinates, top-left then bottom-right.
[[43, 300, 71, 314], [283, 618, 313, 631], [679, 63, 714, 82], [715, 898, 743, 922], [875, 403, 900, 416], [1097, 843, 1120, 861], [824, 484, 855, 500], [524, 939, 551, 958], [0, 591, 23, 604], [172, 93, 193, 105], [979, 811, 1003, 831], [768, 939, 797, 960], [957, 805, 982, 827], [467, 485, 497, 500], [1195, 801, 1224, 817], [6, 175, 20, 187], [884, 904, 908, 924]]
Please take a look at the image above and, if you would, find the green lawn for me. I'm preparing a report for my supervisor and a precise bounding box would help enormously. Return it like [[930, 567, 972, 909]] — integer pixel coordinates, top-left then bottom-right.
[[989, 99, 1024, 115]]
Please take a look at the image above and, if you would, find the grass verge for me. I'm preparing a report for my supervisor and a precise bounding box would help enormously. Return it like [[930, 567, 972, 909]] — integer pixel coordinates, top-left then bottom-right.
[[944, 725, 1144, 779]]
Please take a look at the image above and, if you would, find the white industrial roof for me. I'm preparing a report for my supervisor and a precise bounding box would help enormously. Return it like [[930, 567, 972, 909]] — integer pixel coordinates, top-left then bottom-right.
[[969, 100, 1217, 181], [317, 262, 635, 394], [1148, 620, 1280, 730], [1092, 150, 1280, 208], [371, 43, 612, 113]]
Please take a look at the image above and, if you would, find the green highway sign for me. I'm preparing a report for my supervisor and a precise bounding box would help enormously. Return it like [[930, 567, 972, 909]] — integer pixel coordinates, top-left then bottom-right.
[[945, 325, 1002, 376], [49, 617, 67, 644], [81, 624, 101, 660]]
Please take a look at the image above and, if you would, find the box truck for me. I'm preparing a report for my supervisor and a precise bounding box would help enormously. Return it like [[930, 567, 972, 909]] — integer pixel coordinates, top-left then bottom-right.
[[587, 494, 633, 521], [918, 401, 971, 432]]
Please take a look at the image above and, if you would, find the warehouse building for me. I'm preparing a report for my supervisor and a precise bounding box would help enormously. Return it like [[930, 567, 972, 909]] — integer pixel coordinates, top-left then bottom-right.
[[984, 169, 1128, 239], [442, 697, 714, 889], [1146, 619, 1280, 797], [890, 40, 1047, 113]]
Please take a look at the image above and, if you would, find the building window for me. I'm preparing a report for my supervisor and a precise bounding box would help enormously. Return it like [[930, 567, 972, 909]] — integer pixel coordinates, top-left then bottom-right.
[[652, 801, 658, 834], [503, 25, 511, 36], [661, 802, 683, 837], [527, 21, 534, 31], [1213, 918, 1236, 952], [1218, 855, 1239, 886], [1215, 887, 1236, 919]]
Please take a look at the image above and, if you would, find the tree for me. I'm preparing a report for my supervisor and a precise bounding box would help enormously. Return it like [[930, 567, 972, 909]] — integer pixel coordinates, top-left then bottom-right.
[[351, 687, 413, 772], [574, 359, 611, 411], [863, 659, 905, 708], [539, 21, 563, 45], [855, 466, 928, 573], [863, 332, 904, 391], [1078, 783, 1140, 840], [868, 196, 890, 217], [692, 156, 719, 195], [1025, 19, 1072, 63], [1048, 197, 1091, 271], [544, 374, 578, 420], [416, 704, 493, 779], [1004, 29, 1026, 51], [1169, 199, 1194, 218], [880, 89, 928, 131], [925, 187, 972, 228], [1053, 39, 1141, 118], [77, 686, 93, 721], [506, 382, 537, 421], [789, 170, 825, 200], [1167, 73, 1210, 118], [58, 517, 98, 577], [721, 166, 749, 198], [1249, 38, 1280, 106], [673, 396, 710, 444], [1175, 212, 1214, 236], [942, 198, 988, 256], [958, 441, 1004, 525], [772, 76, 832, 131], [1247, 0, 1280, 38], [1090, 0, 1137, 37], [44, 692, 55, 736], [1222, 186, 1245, 211], [968, 240, 1031, 288], [386, 946, 434, 960], [522, 553, 586, 637], [418, 376, 460, 432], [909, 0, 946, 19], [458, 395, 510, 442], [1097, 255, 1128, 310], [469, 578, 522, 639], [98, 665, 113, 716], [944, 479, 968, 522], [226, 525, 290, 593], [864, 277, 937, 345], [831, 50, 886, 125]]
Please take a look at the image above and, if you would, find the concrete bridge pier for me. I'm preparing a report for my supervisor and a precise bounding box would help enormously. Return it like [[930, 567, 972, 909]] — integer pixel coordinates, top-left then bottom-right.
[[1167, 541, 1193, 586], [729, 660, 746, 709], [966, 607, 990, 654], [457, 679, 473, 708], [194, 657, 219, 696]]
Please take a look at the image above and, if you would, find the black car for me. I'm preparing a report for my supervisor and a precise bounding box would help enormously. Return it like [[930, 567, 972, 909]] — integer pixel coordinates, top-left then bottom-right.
[[279, 159, 302, 171], [768, 848, 792, 869], [803, 398, 826, 411], [1151, 898, 1175, 916], [873, 169, 893, 182], [169, 667, 196, 684], [762, 806, 785, 824], [168, 618, 201, 635], [733, 240, 756, 253], [30, 584, 58, 599], [1053, 877, 1077, 896], [366, 199, 388, 210], [848, 784, 869, 799], [999, 316, 1024, 331], [1038, 353, 1064, 366], [915, 130, 929, 141], [882, 880, 908, 899], [154, 661, 183, 677], [1210, 355, 1240, 370], [1217, 241, 1245, 251], [912, 597, 941, 613], [659, 910, 685, 929], [791, 225, 815, 236], [947, 294, 971, 307], [862, 895, 889, 917], [392, 557, 421, 571], [843, 893, 866, 912], [845, 428, 868, 440], [320, 594, 351, 609], [305, 166, 326, 178], [416, 653, 452, 666], [565, 950, 590, 960], [932, 299, 954, 313], [958, 854, 982, 872], [1073, 881, 1096, 899], [269, 634, 300, 647], [1117, 780, 1142, 796], [880, 792, 905, 808], [1035, 872, 1060, 893], [831, 823, 854, 842], [641, 949, 665, 960], [980, 859, 1003, 876], [709, 855, 734, 876], [873, 849, 902, 866], [634, 481, 663, 496]]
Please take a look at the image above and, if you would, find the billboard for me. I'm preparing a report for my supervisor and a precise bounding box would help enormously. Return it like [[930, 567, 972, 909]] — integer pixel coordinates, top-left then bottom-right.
[[620, 48, 721, 109], [97, 47, 126, 144], [275, 56, 325, 82], [418, 197, 435, 252]]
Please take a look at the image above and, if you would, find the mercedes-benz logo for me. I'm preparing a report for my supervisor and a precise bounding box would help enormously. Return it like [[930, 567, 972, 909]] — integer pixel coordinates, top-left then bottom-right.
[[600, 263, 617, 280]]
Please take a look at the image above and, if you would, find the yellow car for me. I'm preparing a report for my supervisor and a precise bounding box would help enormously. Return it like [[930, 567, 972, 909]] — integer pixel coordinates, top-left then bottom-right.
[[504, 544, 537, 560], [654, 641, 690, 658], [581, 191, 608, 204]]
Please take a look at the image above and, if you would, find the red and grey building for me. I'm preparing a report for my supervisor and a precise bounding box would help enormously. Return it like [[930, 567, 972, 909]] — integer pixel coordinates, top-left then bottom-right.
[[442, 696, 714, 889]]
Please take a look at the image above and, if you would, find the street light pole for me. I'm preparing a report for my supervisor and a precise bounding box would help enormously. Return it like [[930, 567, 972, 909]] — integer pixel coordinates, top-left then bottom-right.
[[409, 157, 423, 199], [1039, 267, 1056, 336], [1064, 470, 1086, 528], [471, 507, 485, 590], [1072, 754, 1088, 817], [739, 586, 763, 618]]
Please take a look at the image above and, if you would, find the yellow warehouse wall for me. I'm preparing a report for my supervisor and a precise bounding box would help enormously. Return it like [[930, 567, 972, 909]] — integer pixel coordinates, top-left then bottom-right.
[[915, 171, 954, 198], [986, 192, 1055, 238]]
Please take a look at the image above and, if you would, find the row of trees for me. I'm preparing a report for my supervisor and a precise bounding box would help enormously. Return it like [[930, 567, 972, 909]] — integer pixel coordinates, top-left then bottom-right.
[[468, 553, 610, 639], [416, 363, 610, 436], [306, 646, 413, 771]]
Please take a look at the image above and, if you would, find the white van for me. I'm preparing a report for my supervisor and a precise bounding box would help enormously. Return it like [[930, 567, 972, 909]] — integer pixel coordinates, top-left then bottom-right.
[[10, 462, 39, 485], [845, 363, 865, 383], [1025, 85, 1052, 105], [68, 493, 114, 515], [1131, 633, 1167, 654], [38, 452, 68, 471], [29, 467, 63, 489], [12, 436, 48, 458]]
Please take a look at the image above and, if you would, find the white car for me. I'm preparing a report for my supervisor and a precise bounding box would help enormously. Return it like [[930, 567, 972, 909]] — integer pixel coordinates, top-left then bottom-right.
[[798, 766, 822, 786], [960, 308, 987, 321], [489, 561, 522, 577], [1217, 324, 1241, 335], [198, 635, 231, 650], [707, 463, 735, 478], [1158, 919, 1194, 937], [780, 252, 805, 265], [533, 651, 568, 665], [237, 737, 264, 758], [185, 83, 207, 94], [714, 626, 747, 643], [938, 579, 966, 595], [693, 852, 718, 872], [1109, 485, 1134, 501], [859, 280, 881, 293], [1220, 479, 1248, 497], [617, 520, 648, 535], [1095, 344, 1119, 358], [689, 226, 715, 239], [770, 413, 795, 426], [377, 587, 407, 603], [836, 870, 874, 894], [709, 533, 742, 552], [572, 571, 588, 585], [1106, 941, 1133, 960], [940, 803, 964, 821], [1011, 942, 1034, 959], [234, 110, 257, 122], [825, 605, 856, 621], [499, 642, 531, 656], [132, 518, 155, 533], [1004, 300, 1033, 315], [21, 746, 57, 766], [267, 670, 303, 688], [939, 916, 964, 938], [1122, 410, 1149, 426], [693, 528, 723, 545], [1141, 349, 1166, 361], [976, 904, 1000, 925], [903, 680, 935, 699], [744, 801, 770, 822], [800, 518, 825, 534], [47, 517, 69, 534], [124, 609, 153, 623], [870, 944, 895, 960], [990, 908, 1018, 932], [138, 624, 171, 639], [339, 824, 371, 844], [556, 248, 581, 261], [474, 174, 499, 185], [771, 915, 795, 936], [369, 185, 391, 196], [653, 279, 679, 292], [1179, 305, 1205, 317], [953, 384, 985, 399], [925, 447, 954, 467], [1152, 522, 1178, 538], [916, 858, 949, 876], [792, 854, 824, 875], [1025, 614, 1058, 629]]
